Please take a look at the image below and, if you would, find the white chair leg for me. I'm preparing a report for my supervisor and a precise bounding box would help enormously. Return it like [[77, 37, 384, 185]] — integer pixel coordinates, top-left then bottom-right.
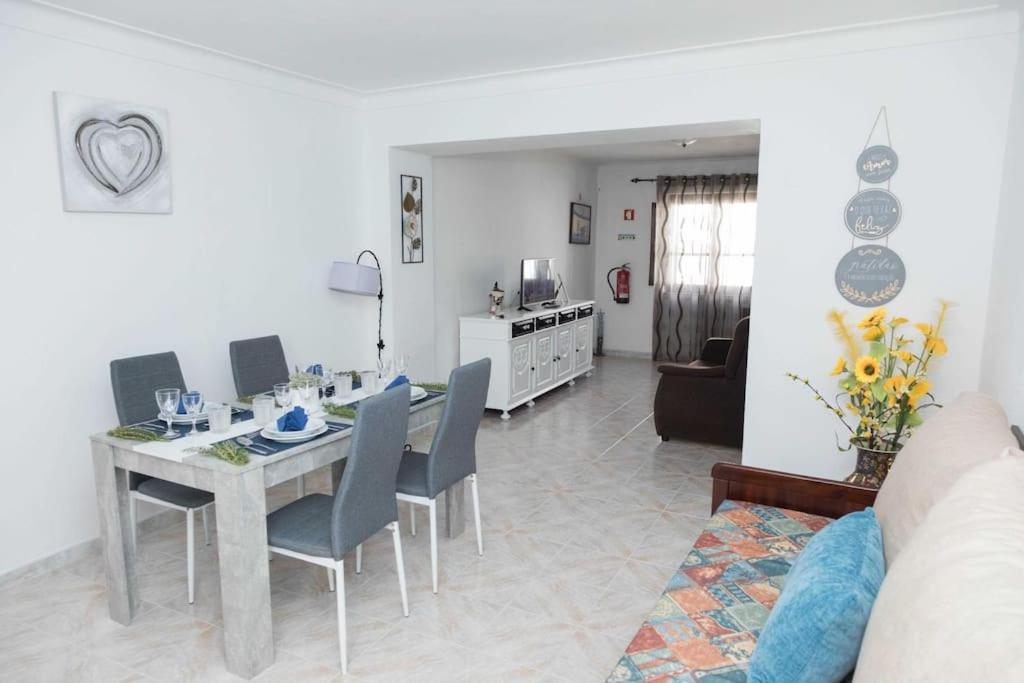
[[334, 559, 347, 674], [428, 499, 438, 594], [328, 567, 335, 592], [202, 507, 210, 546], [297, 474, 305, 498], [470, 474, 483, 556], [129, 493, 138, 547], [355, 544, 362, 574], [389, 522, 410, 617], [409, 503, 417, 537], [186, 508, 195, 604]]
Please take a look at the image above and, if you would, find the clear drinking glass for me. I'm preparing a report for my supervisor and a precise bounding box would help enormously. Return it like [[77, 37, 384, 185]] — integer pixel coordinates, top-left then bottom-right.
[[155, 388, 180, 437], [274, 383, 293, 412], [396, 354, 409, 377], [252, 395, 275, 426], [334, 372, 352, 398], [320, 366, 334, 395], [207, 403, 231, 433], [360, 370, 378, 394], [182, 391, 204, 436]]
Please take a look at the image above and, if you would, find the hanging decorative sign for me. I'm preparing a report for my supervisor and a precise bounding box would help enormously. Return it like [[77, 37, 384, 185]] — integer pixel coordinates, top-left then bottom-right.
[[844, 188, 902, 240], [856, 145, 899, 184], [834, 245, 906, 307]]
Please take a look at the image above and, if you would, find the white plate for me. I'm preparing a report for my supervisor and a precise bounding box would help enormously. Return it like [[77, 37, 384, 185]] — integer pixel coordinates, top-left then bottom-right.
[[261, 422, 328, 443], [262, 417, 327, 440], [410, 385, 427, 401], [167, 412, 207, 424]]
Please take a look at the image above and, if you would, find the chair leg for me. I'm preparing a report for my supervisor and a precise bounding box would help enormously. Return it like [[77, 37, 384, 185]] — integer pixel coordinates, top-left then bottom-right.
[[334, 559, 347, 674], [186, 508, 195, 604], [202, 507, 210, 546], [297, 474, 305, 498], [428, 499, 438, 594], [409, 503, 416, 537], [389, 522, 410, 617], [327, 566, 336, 592], [355, 544, 362, 574], [469, 474, 483, 556]]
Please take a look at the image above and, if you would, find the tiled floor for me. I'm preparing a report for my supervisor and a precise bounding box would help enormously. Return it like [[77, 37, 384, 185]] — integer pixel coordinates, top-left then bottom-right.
[[0, 357, 741, 682]]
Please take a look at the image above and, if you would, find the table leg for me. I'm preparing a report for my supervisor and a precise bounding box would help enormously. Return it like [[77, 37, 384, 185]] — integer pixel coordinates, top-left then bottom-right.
[[91, 442, 139, 624], [215, 468, 274, 679], [443, 480, 466, 538]]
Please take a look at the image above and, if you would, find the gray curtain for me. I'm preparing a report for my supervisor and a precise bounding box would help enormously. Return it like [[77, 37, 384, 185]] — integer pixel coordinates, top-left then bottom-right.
[[653, 174, 757, 362]]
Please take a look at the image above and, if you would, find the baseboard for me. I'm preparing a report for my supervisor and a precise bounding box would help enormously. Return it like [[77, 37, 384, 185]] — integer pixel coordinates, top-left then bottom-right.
[[599, 349, 653, 360], [0, 506, 184, 588]]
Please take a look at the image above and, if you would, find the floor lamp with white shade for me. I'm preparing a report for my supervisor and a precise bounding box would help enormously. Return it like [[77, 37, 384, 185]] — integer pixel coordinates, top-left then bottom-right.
[[329, 250, 385, 371]]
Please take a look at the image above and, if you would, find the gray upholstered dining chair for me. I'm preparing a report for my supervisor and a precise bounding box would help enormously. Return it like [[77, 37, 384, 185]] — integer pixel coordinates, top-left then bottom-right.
[[265, 384, 412, 674], [228, 334, 306, 496], [396, 358, 490, 593], [110, 351, 215, 605]]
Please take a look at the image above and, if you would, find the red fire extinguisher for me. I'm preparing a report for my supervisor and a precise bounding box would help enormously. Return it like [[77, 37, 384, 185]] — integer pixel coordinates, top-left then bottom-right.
[[607, 263, 631, 304]]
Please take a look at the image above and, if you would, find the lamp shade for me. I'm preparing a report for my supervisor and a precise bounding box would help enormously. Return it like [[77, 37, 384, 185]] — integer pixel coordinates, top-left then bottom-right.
[[328, 261, 379, 296]]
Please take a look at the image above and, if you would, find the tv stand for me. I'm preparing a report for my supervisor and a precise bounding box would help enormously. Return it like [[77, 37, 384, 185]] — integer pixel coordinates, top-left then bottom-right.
[[459, 300, 595, 420]]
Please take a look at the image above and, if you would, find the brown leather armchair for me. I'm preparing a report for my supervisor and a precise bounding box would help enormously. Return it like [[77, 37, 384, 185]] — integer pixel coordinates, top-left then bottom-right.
[[654, 317, 749, 447]]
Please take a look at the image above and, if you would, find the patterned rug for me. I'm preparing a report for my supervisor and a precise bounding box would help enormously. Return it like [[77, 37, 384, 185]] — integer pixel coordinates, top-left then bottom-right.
[[608, 500, 832, 682]]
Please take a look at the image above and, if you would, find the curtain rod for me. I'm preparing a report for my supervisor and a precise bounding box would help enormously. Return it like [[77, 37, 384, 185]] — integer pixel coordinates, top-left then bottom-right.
[[630, 174, 756, 184]]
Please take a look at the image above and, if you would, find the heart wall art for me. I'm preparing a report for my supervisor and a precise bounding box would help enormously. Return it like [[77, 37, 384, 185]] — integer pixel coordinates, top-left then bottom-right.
[[53, 92, 171, 213]]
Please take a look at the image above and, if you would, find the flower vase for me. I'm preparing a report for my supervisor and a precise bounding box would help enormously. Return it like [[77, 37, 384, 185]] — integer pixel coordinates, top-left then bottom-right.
[[845, 441, 899, 489]]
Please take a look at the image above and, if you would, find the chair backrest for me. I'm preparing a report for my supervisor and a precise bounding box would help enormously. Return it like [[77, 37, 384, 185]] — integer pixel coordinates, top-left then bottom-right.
[[110, 351, 187, 426], [725, 317, 750, 380], [425, 358, 491, 497], [229, 335, 289, 397], [330, 383, 411, 559]]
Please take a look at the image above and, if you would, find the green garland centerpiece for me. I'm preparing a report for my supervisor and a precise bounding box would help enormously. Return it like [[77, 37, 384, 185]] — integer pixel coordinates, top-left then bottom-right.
[[323, 403, 356, 420], [107, 426, 168, 442], [189, 441, 250, 466], [414, 381, 447, 392]]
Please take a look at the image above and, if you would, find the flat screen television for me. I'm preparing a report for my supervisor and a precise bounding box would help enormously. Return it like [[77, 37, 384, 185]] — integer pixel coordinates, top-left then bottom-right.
[[521, 257, 558, 308]]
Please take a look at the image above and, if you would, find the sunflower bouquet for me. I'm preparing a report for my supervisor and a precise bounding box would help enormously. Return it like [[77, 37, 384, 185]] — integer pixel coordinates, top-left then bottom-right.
[[787, 301, 950, 453]]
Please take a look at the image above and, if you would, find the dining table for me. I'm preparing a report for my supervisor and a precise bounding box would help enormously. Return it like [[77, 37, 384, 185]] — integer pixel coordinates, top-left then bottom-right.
[[89, 389, 454, 679]]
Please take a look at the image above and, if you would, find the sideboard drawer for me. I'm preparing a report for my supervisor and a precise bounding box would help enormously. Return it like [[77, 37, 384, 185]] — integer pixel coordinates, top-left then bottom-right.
[[577, 305, 593, 318], [558, 310, 577, 325], [511, 319, 536, 338], [536, 314, 557, 331]]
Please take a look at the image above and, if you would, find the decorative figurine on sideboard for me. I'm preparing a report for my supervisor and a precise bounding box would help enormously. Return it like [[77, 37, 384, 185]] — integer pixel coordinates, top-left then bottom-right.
[[489, 282, 505, 318]]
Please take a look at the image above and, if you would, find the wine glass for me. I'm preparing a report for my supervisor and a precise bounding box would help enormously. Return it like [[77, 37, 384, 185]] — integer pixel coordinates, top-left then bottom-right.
[[182, 391, 204, 436], [154, 388, 180, 438], [298, 379, 315, 410], [274, 383, 292, 415], [321, 365, 335, 396]]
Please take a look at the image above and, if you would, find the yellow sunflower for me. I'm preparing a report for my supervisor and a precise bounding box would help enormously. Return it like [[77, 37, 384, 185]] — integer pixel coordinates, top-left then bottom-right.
[[909, 380, 932, 406], [830, 357, 847, 376], [857, 308, 887, 329], [854, 356, 881, 384], [926, 337, 948, 357], [862, 326, 885, 341]]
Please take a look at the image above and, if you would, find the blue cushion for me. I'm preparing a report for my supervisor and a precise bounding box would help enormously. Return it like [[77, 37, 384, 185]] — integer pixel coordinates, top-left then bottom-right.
[[748, 507, 884, 683]]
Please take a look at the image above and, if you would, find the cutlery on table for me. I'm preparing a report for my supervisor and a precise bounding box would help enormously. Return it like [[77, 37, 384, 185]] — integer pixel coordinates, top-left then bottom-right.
[[235, 435, 271, 454]]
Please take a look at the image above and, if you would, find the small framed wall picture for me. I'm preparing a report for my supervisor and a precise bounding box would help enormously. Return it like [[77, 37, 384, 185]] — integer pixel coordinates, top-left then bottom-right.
[[569, 202, 592, 245], [400, 174, 424, 264]]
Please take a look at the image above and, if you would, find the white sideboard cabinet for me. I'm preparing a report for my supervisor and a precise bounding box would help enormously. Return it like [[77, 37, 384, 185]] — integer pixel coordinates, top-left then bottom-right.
[[459, 300, 595, 419]]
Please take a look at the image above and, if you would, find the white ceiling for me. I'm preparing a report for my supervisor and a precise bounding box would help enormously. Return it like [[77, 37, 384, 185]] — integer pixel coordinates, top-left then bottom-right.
[[560, 135, 760, 163], [33, 0, 1007, 92]]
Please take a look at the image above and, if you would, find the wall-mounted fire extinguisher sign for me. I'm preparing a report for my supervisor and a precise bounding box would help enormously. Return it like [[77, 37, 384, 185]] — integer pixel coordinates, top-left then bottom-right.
[[606, 263, 630, 304]]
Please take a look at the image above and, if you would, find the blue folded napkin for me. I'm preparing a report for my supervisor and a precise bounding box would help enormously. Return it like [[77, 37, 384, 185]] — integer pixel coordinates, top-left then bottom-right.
[[306, 364, 323, 376], [277, 406, 309, 432], [386, 374, 409, 391]]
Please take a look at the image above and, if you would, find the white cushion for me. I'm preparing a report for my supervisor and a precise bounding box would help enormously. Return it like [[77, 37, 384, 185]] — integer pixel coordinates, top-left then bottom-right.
[[854, 452, 1024, 682], [873, 392, 1015, 567]]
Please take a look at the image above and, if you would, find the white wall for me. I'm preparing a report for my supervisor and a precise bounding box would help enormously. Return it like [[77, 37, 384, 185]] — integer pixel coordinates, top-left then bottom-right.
[[431, 152, 597, 375], [0, 3, 370, 575], [982, 30, 1024, 424], [593, 157, 759, 356], [364, 10, 1018, 480]]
